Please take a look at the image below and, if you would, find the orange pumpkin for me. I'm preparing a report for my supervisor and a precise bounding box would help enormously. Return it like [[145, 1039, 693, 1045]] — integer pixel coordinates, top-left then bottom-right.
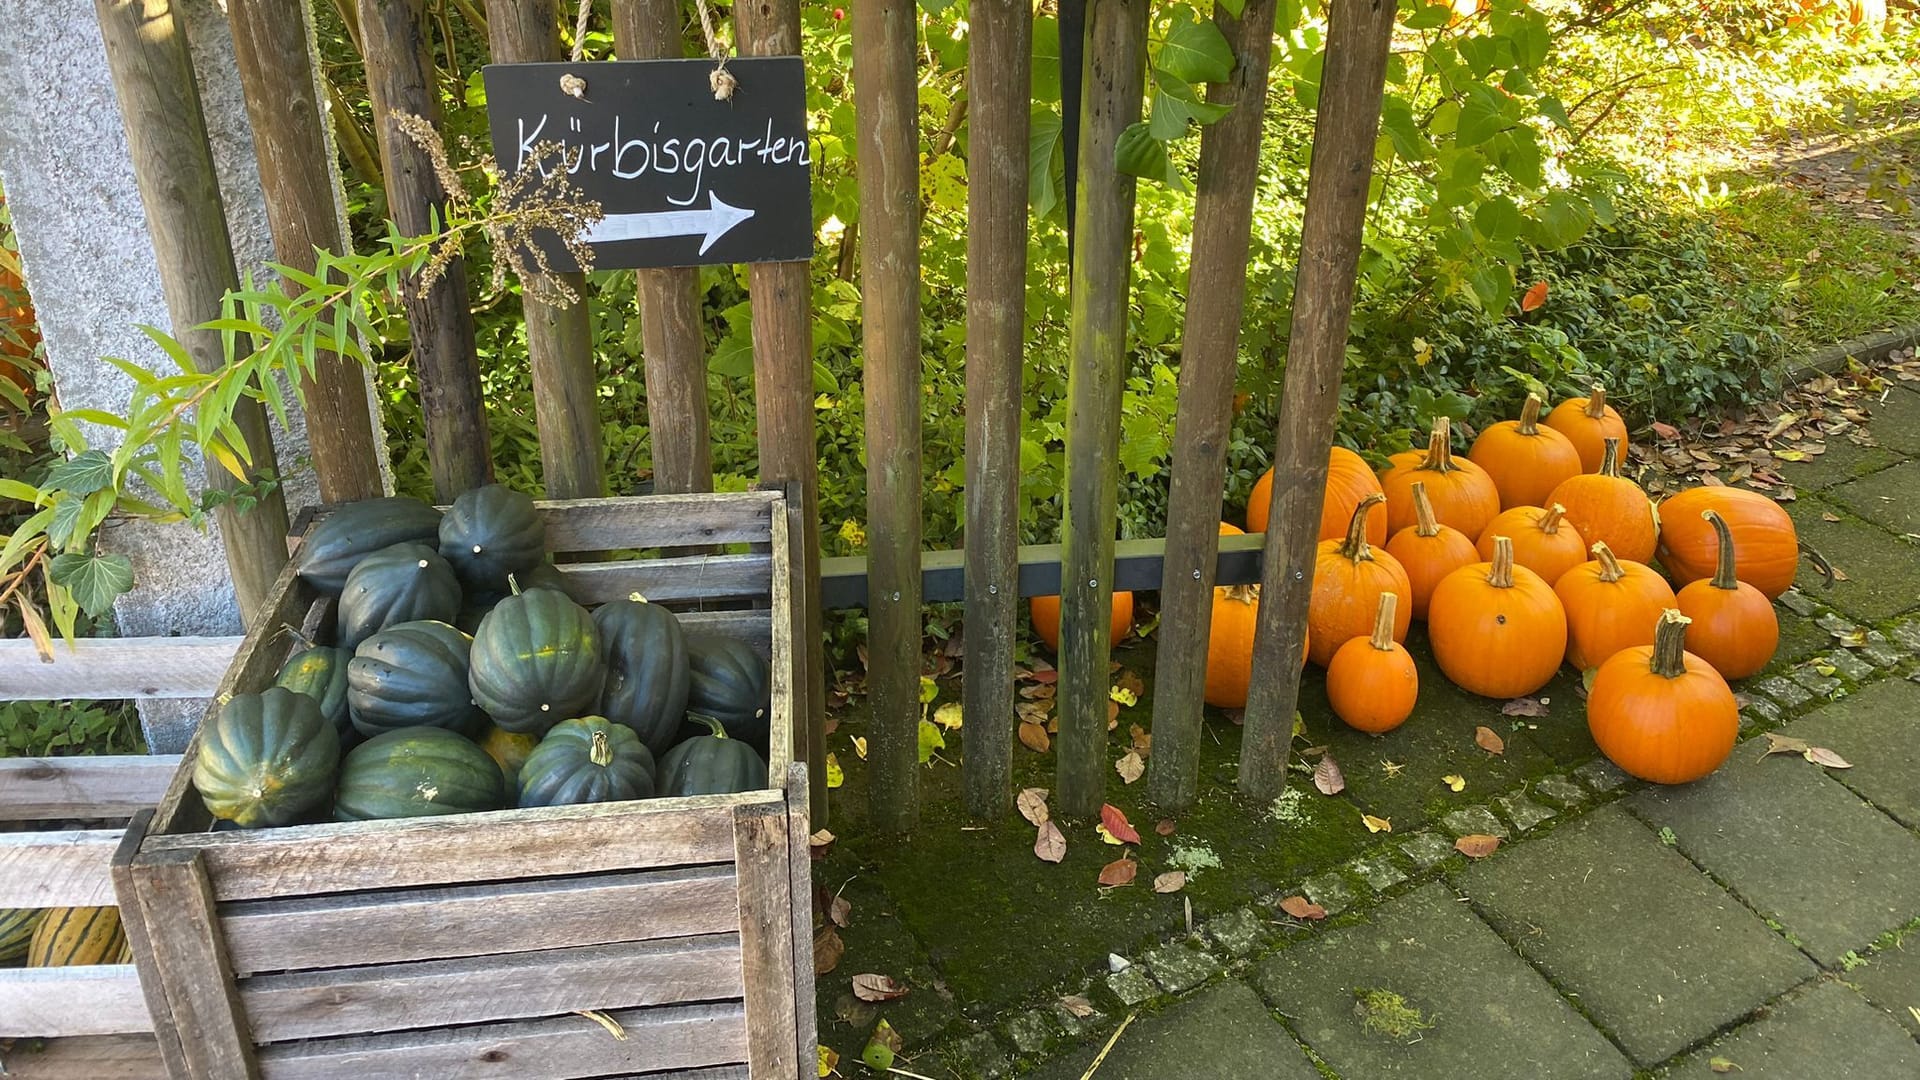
[[1468, 393, 1584, 510], [1378, 417, 1501, 541], [1427, 536, 1567, 698], [1554, 541, 1678, 671], [1385, 481, 1479, 621], [1031, 591, 1133, 652], [1544, 384, 1629, 473], [1675, 510, 1779, 680], [1657, 486, 1798, 599], [1247, 446, 1385, 546], [1307, 493, 1411, 667], [1477, 503, 1586, 587], [1587, 609, 1738, 784], [1327, 592, 1417, 734], [1548, 438, 1657, 565]]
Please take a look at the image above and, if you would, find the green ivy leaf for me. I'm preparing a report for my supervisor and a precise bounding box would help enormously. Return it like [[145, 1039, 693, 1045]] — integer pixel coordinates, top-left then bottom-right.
[[709, 333, 754, 378], [48, 552, 134, 618], [1536, 94, 1573, 132], [1472, 195, 1523, 244], [1530, 191, 1595, 250], [1402, 0, 1453, 29], [1156, 9, 1234, 84], [1455, 86, 1507, 147], [1218, 0, 1246, 17], [1031, 17, 1061, 103], [1148, 72, 1232, 141], [1029, 105, 1067, 220], [917, 719, 945, 764], [1467, 263, 1513, 312], [1114, 123, 1188, 191], [43, 449, 113, 497]]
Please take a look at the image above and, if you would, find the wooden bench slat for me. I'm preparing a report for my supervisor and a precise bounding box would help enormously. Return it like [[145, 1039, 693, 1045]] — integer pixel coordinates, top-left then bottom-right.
[[539, 492, 775, 551], [240, 934, 744, 1043], [677, 610, 773, 657], [0, 1034, 166, 1079], [0, 639, 238, 701], [0, 756, 182, 820], [254, 1001, 746, 1080], [220, 864, 740, 975], [0, 829, 123, 907], [0, 966, 155, 1037]]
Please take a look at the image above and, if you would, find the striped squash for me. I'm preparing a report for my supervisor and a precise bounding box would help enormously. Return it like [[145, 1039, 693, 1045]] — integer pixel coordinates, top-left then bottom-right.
[[0, 907, 42, 963], [27, 906, 125, 967]]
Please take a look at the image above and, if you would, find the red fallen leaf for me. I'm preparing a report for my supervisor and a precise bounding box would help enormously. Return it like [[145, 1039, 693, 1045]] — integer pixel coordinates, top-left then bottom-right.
[[1018, 721, 1051, 753], [1521, 280, 1548, 312], [1651, 420, 1681, 440], [1455, 834, 1501, 859], [814, 926, 845, 975], [851, 973, 909, 1002], [1100, 804, 1142, 844], [1279, 895, 1327, 920], [1027, 667, 1059, 684], [1475, 726, 1506, 755], [1098, 857, 1137, 887], [1034, 820, 1067, 863], [1155, 818, 1177, 837]]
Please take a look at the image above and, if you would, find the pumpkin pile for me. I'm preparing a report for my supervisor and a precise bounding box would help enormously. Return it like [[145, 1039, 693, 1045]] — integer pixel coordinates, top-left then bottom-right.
[[191, 486, 774, 830]]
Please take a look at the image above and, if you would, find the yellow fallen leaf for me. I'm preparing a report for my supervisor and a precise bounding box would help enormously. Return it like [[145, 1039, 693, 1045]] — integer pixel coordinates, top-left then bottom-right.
[[1096, 823, 1124, 845], [818, 1044, 840, 1077], [1361, 812, 1392, 834], [932, 702, 964, 730], [825, 752, 844, 789], [1442, 774, 1466, 792], [1109, 685, 1140, 708], [852, 736, 869, 760], [918, 676, 939, 704]]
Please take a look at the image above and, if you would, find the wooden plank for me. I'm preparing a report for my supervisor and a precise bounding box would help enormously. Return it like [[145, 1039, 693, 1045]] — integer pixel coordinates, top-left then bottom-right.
[[0, 1035, 167, 1080], [220, 864, 740, 975], [240, 934, 743, 1042], [145, 793, 773, 900], [960, 0, 1031, 822], [1056, 0, 1150, 819], [0, 966, 154, 1038], [255, 1001, 746, 1080], [111, 810, 192, 1080], [677, 611, 772, 657], [763, 497, 795, 785], [0, 755, 180, 819], [0, 829, 121, 907], [782, 491, 826, 822], [1146, 0, 1278, 812], [122, 849, 260, 1078], [1239, 0, 1397, 800], [538, 492, 775, 551], [730, 801, 798, 1080], [0, 638, 238, 701], [782, 763, 818, 1071], [553, 553, 771, 605]]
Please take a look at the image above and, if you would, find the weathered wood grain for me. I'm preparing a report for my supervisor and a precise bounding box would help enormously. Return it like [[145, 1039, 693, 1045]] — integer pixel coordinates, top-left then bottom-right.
[[241, 933, 743, 1042], [732, 801, 799, 1079], [0, 1035, 167, 1080], [783, 763, 819, 1069], [0, 755, 180, 819], [0, 966, 154, 1037], [145, 793, 771, 900], [764, 500, 796, 784], [220, 864, 740, 975], [111, 811, 191, 1078], [538, 492, 776, 551], [0, 638, 236, 701], [783, 491, 826, 821], [677, 611, 773, 657], [553, 553, 771, 605], [0, 829, 121, 907], [254, 1002, 746, 1080], [123, 849, 260, 1078]]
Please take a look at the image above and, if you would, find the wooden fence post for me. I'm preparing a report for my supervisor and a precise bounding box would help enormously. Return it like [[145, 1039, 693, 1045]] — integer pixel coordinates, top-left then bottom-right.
[[95, 0, 292, 624], [852, 0, 925, 834], [960, 0, 1032, 822], [1145, 0, 1276, 811], [735, 0, 829, 824], [1238, 0, 1397, 799], [358, 0, 495, 500], [484, 0, 606, 501], [610, 0, 714, 496], [227, 0, 387, 505], [1055, 0, 1148, 820]]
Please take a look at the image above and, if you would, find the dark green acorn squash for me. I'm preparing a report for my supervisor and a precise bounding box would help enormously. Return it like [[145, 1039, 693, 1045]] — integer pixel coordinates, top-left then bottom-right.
[[469, 587, 605, 735], [659, 716, 767, 796], [680, 634, 772, 751], [518, 716, 657, 807], [336, 542, 463, 650], [333, 726, 506, 821], [193, 687, 341, 828], [347, 620, 488, 738], [294, 496, 442, 594], [455, 561, 570, 634], [437, 484, 547, 595], [273, 645, 353, 741], [594, 597, 689, 755]]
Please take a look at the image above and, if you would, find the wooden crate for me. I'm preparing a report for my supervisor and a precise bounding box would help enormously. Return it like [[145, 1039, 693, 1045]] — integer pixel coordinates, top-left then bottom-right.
[[0, 754, 178, 1078], [119, 490, 818, 1080]]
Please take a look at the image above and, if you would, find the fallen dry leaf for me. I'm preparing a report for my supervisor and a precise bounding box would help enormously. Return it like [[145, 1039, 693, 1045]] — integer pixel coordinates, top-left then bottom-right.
[[851, 973, 909, 1002], [1108, 699, 1121, 729], [1018, 721, 1051, 754], [818, 1044, 841, 1075], [1115, 668, 1146, 699], [852, 735, 869, 760], [1017, 787, 1050, 826], [810, 829, 836, 848], [1822, 511, 1842, 523], [1651, 420, 1680, 440], [1803, 746, 1852, 769], [1279, 895, 1328, 920], [1709, 1056, 1739, 1074], [1153, 870, 1187, 893], [1313, 752, 1347, 796], [1521, 279, 1548, 312], [1475, 726, 1506, 755], [1116, 750, 1145, 784], [1760, 732, 1812, 758], [931, 702, 963, 730], [1455, 834, 1501, 859], [1361, 812, 1392, 834], [1098, 857, 1138, 888], [828, 893, 852, 928], [1101, 803, 1142, 844], [814, 926, 845, 975], [1034, 820, 1067, 863], [1059, 994, 1096, 1019], [1442, 774, 1467, 793], [1502, 696, 1550, 718], [1129, 723, 1152, 757], [1155, 818, 1177, 837]]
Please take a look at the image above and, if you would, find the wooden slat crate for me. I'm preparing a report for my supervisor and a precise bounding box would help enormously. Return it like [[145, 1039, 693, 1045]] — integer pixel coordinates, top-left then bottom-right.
[[118, 490, 818, 1080], [0, 755, 178, 1079]]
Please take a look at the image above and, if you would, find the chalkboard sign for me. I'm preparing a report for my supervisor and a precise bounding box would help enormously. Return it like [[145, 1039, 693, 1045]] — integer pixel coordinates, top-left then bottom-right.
[[482, 57, 813, 270]]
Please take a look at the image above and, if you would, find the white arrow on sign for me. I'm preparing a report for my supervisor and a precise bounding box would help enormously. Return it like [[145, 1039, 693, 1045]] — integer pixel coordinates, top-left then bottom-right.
[[579, 192, 756, 255]]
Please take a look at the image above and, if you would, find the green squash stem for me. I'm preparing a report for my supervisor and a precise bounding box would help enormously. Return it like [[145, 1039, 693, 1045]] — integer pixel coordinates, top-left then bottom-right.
[[589, 729, 613, 768], [687, 713, 729, 739]]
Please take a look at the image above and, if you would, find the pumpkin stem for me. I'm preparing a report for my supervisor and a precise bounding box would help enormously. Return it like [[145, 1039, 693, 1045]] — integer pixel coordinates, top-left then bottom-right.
[[1369, 592, 1399, 651], [688, 713, 729, 739], [1224, 583, 1259, 605], [1650, 609, 1693, 678], [1538, 503, 1567, 535], [1517, 392, 1545, 435], [1599, 437, 1622, 479], [1417, 417, 1462, 474], [1487, 536, 1516, 589], [1704, 509, 1740, 591], [1411, 482, 1441, 538], [589, 728, 613, 767], [1584, 385, 1607, 420], [1339, 492, 1387, 562], [507, 573, 523, 596], [1591, 541, 1626, 583]]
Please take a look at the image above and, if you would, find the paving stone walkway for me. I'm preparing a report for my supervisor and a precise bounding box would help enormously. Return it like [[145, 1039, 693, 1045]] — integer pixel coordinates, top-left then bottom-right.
[[830, 382, 1920, 1079]]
